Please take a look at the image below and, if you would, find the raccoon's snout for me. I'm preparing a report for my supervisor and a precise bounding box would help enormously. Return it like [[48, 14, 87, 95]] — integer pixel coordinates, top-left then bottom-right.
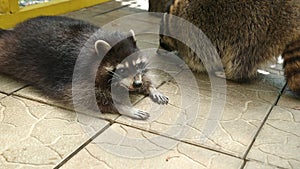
[[133, 81, 142, 88], [133, 73, 143, 88]]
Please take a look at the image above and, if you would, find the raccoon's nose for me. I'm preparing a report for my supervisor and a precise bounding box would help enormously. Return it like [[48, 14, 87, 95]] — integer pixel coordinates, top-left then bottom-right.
[[133, 81, 142, 88]]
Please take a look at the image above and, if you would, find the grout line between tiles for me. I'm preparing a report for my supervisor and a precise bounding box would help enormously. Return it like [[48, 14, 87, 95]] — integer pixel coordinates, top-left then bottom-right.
[[241, 83, 287, 161], [92, 4, 130, 16], [5, 84, 30, 96], [10, 93, 119, 122], [239, 159, 247, 169], [53, 122, 112, 169], [0, 91, 8, 96], [114, 120, 243, 160], [241, 159, 288, 169]]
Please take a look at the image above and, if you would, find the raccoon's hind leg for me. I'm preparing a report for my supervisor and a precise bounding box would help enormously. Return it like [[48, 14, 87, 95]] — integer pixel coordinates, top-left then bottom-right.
[[283, 39, 300, 95], [218, 49, 261, 81]]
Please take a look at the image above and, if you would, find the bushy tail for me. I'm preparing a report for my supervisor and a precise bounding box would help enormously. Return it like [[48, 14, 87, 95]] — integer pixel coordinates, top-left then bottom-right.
[[283, 38, 300, 95]]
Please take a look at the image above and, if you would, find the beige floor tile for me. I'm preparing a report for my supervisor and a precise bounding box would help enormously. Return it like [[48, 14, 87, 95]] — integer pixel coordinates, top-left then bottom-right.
[[88, 1, 125, 12], [13, 86, 119, 121], [0, 75, 27, 94], [0, 93, 7, 100], [66, 2, 161, 33], [136, 33, 160, 46], [117, 96, 186, 136], [116, 70, 285, 157], [98, 13, 161, 37], [65, 5, 147, 27], [2, 1, 296, 168], [63, 1, 125, 25], [277, 88, 300, 110], [94, 6, 144, 21], [0, 96, 109, 168], [14, 86, 65, 106], [247, 106, 300, 169], [60, 124, 243, 169], [137, 40, 159, 49], [244, 161, 281, 169], [101, 12, 160, 29]]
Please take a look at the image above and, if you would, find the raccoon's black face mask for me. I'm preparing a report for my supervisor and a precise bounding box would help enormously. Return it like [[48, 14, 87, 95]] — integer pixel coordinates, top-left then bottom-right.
[[110, 54, 148, 91], [93, 29, 147, 91]]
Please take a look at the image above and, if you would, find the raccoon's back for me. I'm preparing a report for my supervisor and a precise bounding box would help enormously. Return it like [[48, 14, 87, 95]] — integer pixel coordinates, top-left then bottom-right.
[[283, 39, 300, 95], [0, 16, 100, 98], [185, 0, 299, 55], [12, 16, 99, 64], [163, 0, 300, 80]]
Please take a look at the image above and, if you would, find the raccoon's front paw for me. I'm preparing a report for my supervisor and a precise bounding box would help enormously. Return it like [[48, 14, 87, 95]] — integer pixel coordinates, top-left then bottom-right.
[[150, 91, 169, 105], [132, 109, 150, 120], [117, 105, 150, 120]]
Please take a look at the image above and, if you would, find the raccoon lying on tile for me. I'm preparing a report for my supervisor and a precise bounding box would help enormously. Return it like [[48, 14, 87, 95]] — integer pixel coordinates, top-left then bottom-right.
[[0, 16, 168, 119]]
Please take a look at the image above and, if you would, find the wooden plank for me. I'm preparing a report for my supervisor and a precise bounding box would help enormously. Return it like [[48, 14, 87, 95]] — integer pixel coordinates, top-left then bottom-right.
[[0, 0, 110, 29], [9, 0, 19, 13], [0, 0, 10, 13]]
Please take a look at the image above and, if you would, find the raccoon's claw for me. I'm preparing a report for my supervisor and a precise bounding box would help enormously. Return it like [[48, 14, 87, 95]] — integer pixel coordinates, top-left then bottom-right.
[[215, 71, 226, 79], [116, 105, 150, 120], [132, 110, 150, 120], [150, 91, 169, 105]]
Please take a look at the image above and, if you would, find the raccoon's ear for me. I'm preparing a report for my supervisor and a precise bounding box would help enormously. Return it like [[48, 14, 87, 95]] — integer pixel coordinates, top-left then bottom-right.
[[129, 29, 137, 42], [94, 40, 111, 56], [104, 66, 114, 72], [163, 13, 167, 22]]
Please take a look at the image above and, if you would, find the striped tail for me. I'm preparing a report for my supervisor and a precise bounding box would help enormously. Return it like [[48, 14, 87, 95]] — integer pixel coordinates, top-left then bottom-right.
[[283, 39, 300, 95]]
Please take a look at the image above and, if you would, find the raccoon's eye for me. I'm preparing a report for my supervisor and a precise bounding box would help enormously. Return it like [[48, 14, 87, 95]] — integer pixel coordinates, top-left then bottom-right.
[[135, 62, 145, 69], [116, 68, 126, 74]]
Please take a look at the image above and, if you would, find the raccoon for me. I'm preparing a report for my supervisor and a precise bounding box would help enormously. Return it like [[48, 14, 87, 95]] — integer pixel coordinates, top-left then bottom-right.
[[148, 0, 174, 12], [283, 39, 300, 95], [0, 16, 168, 119], [0, 29, 6, 36], [157, 0, 300, 95]]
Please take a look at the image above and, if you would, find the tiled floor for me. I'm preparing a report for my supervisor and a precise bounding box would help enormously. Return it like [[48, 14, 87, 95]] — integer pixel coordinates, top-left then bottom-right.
[[0, 1, 299, 169]]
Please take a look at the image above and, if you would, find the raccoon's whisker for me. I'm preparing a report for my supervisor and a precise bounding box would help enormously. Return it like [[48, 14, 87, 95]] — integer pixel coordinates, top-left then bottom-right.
[[143, 63, 150, 69], [109, 81, 120, 88], [112, 80, 118, 84], [107, 70, 115, 74], [112, 75, 121, 81], [107, 76, 121, 85], [108, 78, 117, 83], [108, 70, 122, 79], [114, 73, 121, 78]]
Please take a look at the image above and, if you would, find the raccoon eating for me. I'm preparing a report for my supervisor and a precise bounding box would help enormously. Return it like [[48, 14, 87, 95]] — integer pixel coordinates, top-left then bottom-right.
[[155, 0, 300, 95]]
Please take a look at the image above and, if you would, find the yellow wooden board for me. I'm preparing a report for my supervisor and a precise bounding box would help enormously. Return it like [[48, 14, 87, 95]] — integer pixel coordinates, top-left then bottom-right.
[[0, 0, 110, 29]]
